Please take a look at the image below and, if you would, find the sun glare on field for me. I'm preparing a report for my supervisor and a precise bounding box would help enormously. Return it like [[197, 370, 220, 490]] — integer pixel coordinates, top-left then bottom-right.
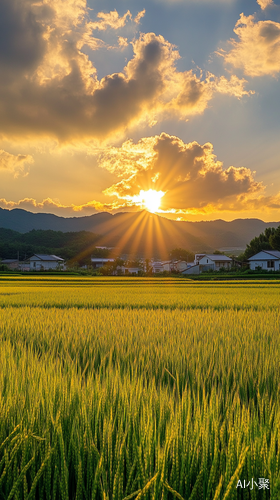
[[139, 189, 164, 213]]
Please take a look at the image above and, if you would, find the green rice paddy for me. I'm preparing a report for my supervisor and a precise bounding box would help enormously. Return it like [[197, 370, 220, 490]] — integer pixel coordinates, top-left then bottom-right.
[[0, 277, 279, 499]]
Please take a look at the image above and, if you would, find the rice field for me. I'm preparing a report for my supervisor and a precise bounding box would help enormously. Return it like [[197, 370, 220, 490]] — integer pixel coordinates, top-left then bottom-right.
[[0, 277, 279, 499]]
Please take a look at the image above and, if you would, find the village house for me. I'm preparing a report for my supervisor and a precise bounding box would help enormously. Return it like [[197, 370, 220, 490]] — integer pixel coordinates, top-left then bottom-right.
[[1, 259, 19, 270], [162, 261, 172, 272], [182, 264, 200, 275], [198, 254, 232, 271], [172, 260, 188, 273], [120, 266, 142, 275], [91, 258, 115, 269], [144, 260, 188, 274], [194, 254, 207, 265], [182, 254, 232, 274], [181, 254, 207, 274], [26, 254, 65, 271], [151, 261, 164, 273], [248, 250, 280, 271]]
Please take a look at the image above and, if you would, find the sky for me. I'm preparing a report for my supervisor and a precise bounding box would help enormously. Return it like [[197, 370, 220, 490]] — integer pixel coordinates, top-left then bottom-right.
[[0, 0, 280, 222]]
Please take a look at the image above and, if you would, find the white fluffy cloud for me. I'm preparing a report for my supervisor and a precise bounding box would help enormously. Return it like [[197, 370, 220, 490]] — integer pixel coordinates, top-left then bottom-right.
[[257, 0, 274, 10], [0, 150, 33, 176], [219, 13, 280, 76], [89, 10, 132, 31], [0, 0, 252, 143]]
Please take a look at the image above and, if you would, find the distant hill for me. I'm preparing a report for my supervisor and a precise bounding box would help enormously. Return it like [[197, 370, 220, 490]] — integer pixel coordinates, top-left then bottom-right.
[[0, 207, 279, 258], [0, 228, 100, 264], [0, 208, 112, 234]]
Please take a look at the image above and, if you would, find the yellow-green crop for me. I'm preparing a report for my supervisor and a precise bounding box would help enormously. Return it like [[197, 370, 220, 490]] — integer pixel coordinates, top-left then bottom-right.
[[0, 277, 279, 499]]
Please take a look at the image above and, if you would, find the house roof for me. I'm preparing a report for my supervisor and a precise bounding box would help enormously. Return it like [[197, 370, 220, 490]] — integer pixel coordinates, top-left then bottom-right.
[[181, 264, 200, 273], [263, 250, 280, 258], [30, 254, 64, 261], [1, 259, 19, 263], [203, 255, 232, 262], [248, 250, 280, 260]]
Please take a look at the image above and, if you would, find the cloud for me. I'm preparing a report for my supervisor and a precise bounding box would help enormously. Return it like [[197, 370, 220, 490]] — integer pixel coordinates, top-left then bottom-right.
[[0, 0, 46, 79], [0, 0, 252, 143], [0, 150, 33, 176], [167, 71, 252, 118], [89, 10, 132, 31], [230, 193, 280, 211], [2, 131, 280, 217], [118, 37, 128, 48], [0, 196, 132, 216], [82, 8, 145, 48], [134, 9, 145, 24], [99, 133, 264, 212], [212, 74, 253, 98], [257, 0, 274, 10], [218, 13, 280, 76], [2, 190, 280, 218]]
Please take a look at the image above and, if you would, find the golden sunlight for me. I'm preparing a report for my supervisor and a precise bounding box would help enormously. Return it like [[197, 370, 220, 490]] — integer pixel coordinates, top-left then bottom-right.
[[139, 189, 165, 213]]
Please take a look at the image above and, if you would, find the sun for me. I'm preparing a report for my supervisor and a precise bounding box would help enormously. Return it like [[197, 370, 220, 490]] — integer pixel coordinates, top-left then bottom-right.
[[139, 189, 164, 213]]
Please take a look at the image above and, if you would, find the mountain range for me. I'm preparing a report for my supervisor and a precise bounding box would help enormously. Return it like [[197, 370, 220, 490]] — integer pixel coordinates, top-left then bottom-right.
[[0, 207, 279, 257]]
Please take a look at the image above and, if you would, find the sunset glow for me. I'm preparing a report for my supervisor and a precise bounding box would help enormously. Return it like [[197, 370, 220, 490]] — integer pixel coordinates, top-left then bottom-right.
[[0, 0, 280, 222], [138, 189, 165, 213]]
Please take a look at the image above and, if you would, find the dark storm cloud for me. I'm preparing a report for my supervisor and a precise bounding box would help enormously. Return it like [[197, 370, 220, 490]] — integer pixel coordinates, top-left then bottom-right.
[[0, 0, 46, 76]]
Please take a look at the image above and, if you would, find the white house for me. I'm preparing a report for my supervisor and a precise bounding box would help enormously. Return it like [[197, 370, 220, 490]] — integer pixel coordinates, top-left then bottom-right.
[[162, 261, 172, 272], [28, 254, 65, 271], [182, 254, 207, 274], [248, 250, 280, 271], [91, 258, 115, 269], [151, 261, 164, 273], [194, 254, 207, 265], [197, 254, 232, 272], [19, 261, 31, 272], [172, 260, 188, 272], [182, 255, 232, 274], [182, 264, 200, 275], [161, 260, 189, 273]]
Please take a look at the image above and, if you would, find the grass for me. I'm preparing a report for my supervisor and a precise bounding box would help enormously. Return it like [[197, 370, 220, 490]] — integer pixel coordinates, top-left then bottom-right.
[[0, 277, 279, 499]]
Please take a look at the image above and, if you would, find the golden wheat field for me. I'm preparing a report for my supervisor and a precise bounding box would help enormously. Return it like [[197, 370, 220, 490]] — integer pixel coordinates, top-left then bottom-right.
[[0, 276, 279, 500]]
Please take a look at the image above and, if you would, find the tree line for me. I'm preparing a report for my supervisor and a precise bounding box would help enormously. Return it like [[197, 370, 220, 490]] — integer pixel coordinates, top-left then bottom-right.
[[238, 226, 280, 261], [0, 228, 100, 266], [1, 225, 280, 269]]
